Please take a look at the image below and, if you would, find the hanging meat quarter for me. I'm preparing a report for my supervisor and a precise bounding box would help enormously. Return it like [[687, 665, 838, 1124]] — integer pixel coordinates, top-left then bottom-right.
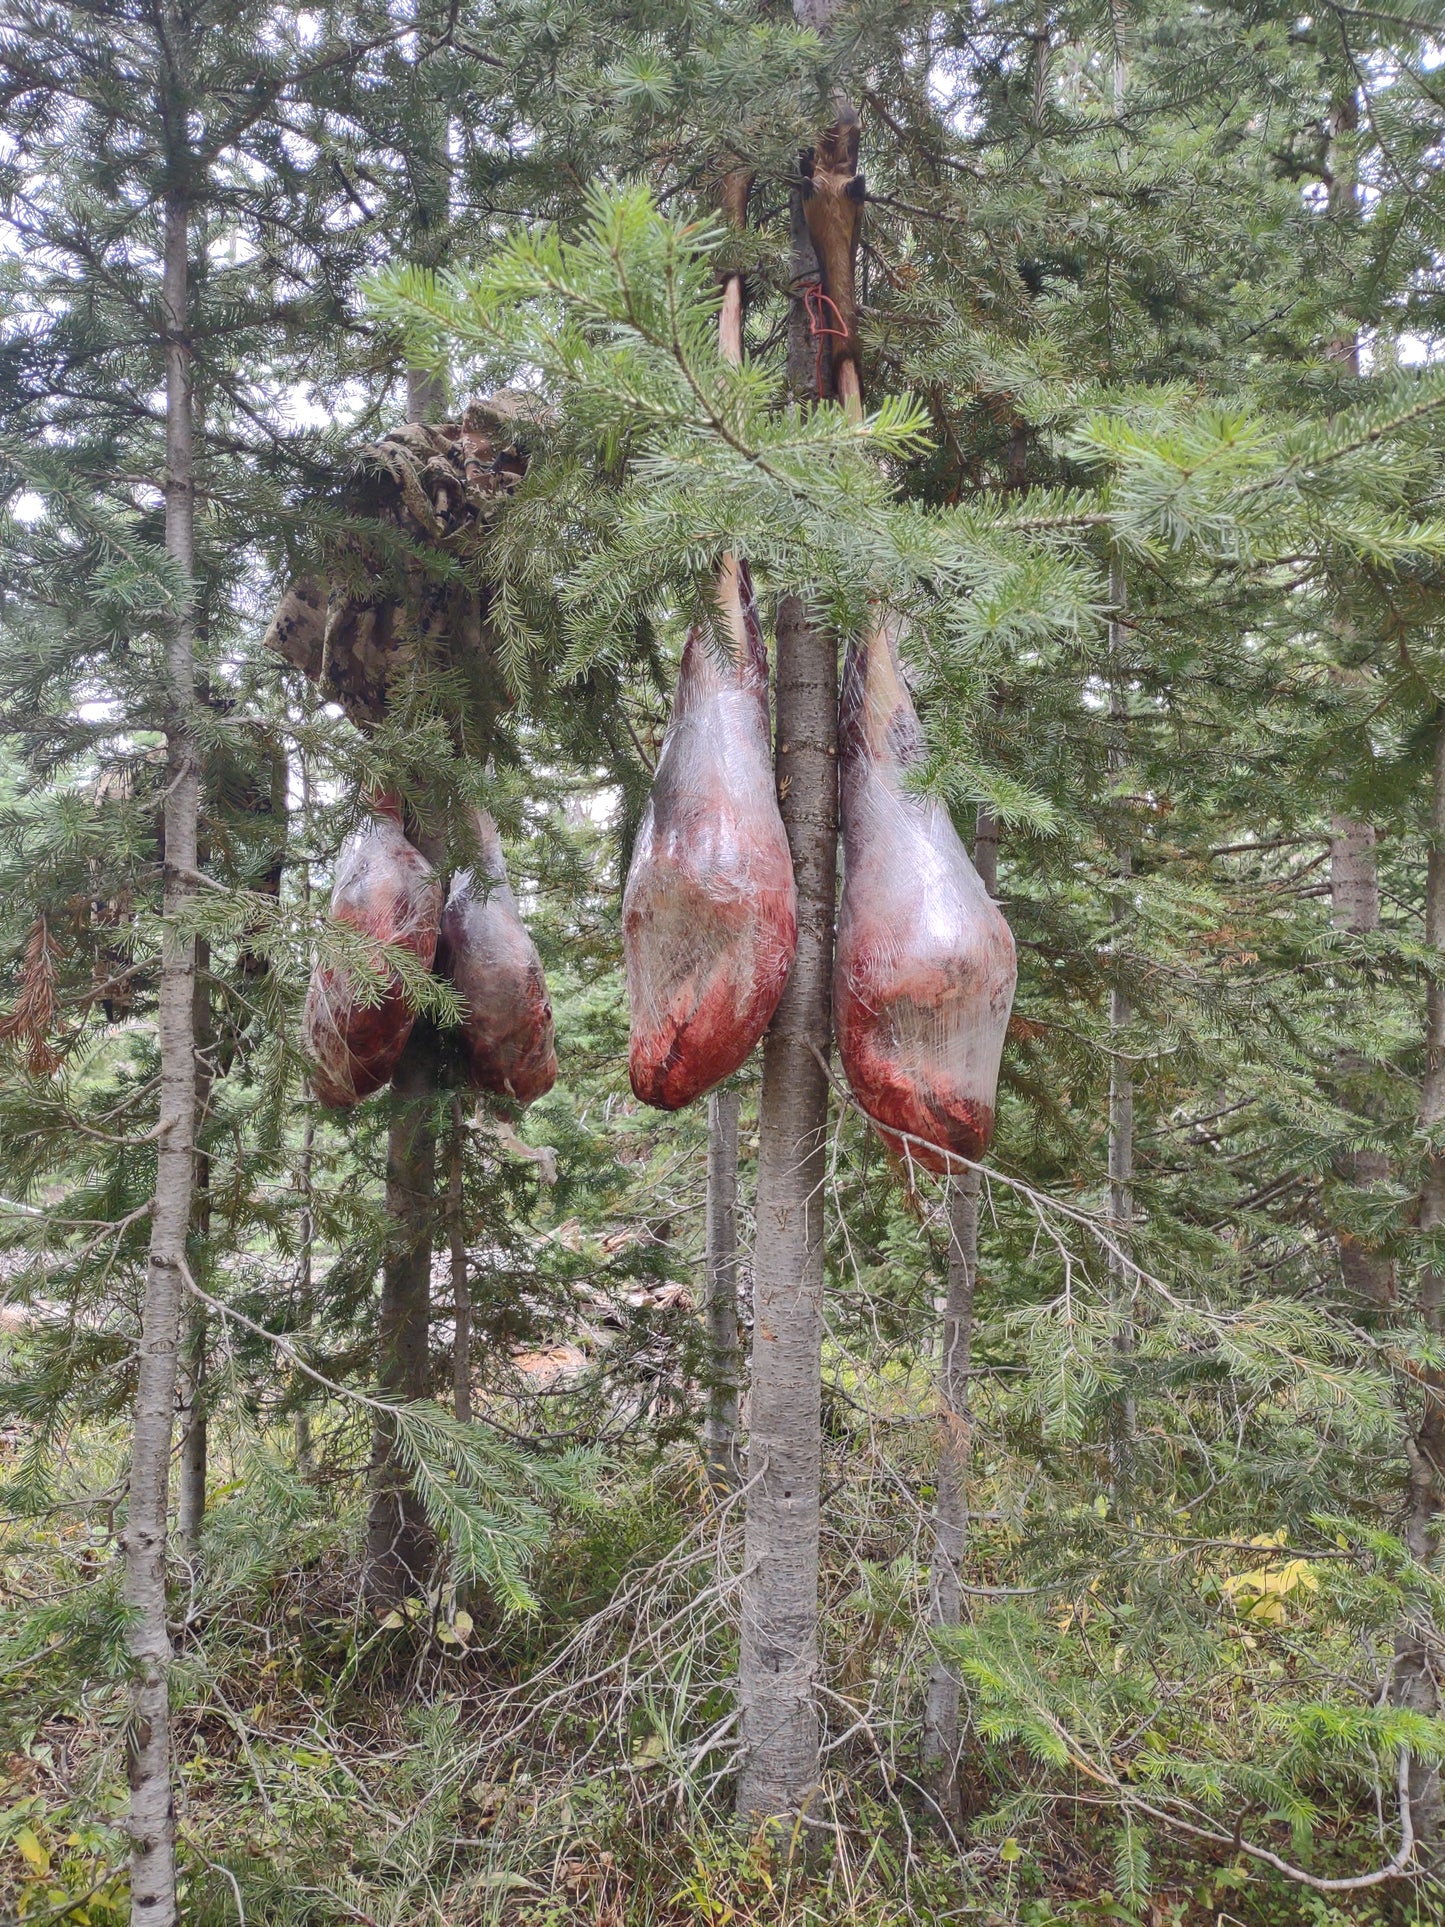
[[834, 615, 1016, 1173], [437, 807, 557, 1108], [304, 795, 444, 1108], [623, 559, 797, 1110]]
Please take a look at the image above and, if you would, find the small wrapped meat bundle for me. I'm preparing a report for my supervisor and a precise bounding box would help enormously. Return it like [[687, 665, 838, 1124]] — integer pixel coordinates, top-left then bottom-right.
[[834, 616, 1016, 1174], [305, 795, 443, 1108], [437, 808, 557, 1107], [623, 559, 797, 1110]]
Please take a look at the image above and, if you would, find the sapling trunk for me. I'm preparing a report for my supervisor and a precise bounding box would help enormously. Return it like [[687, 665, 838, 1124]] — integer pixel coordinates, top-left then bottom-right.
[[175, 936, 212, 1559], [737, 120, 852, 1821], [1330, 816, 1396, 1306], [922, 1168, 979, 1820], [921, 803, 999, 1818], [364, 1019, 441, 1604], [703, 1087, 742, 1493], [359, 277, 452, 1589], [697, 177, 751, 1500], [1106, 559, 1135, 1506], [449, 1095, 473, 1424], [1393, 707, 1445, 1851], [123, 181, 198, 1927]]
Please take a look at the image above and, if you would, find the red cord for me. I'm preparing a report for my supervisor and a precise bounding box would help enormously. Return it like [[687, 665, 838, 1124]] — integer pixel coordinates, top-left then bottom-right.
[[804, 283, 849, 400]]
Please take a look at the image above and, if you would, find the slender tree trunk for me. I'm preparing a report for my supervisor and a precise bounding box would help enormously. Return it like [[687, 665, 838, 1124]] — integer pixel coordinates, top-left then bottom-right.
[[448, 1095, 473, 1424], [175, 936, 212, 1558], [1331, 816, 1397, 1305], [922, 1170, 979, 1819], [123, 181, 198, 1927], [1106, 559, 1135, 1503], [295, 748, 318, 1478], [703, 1087, 743, 1493], [922, 805, 997, 1819], [360, 274, 452, 1594], [364, 1020, 441, 1604], [737, 114, 852, 1816], [1394, 708, 1445, 1851], [294, 1113, 317, 1480], [737, 581, 837, 1827], [406, 10, 449, 424]]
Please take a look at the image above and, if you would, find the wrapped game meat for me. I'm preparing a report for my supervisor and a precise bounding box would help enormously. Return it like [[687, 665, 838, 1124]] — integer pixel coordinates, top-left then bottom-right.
[[304, 796, 444, 1108], [437, 808, 557, 1107], [834, 615, 1016, 1173], [624, 558, 797, 1110]]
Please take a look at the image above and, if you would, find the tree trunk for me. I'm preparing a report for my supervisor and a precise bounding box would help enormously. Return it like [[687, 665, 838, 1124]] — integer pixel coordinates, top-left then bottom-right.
[[359, 284, 452, 1596], [1107, 559, 1135, 1504], [123, 182, 198, 1927], [1394, 707, 1445, 1851], [295, 1111, 318, 1480], [175, 937, 212, 1559], [363, 1020, 441, 1604], [922, 804, 997, 1820], [448, 1095, 473, 1424], [737, 23, 858, 1823], [736, 581, 838, 1827], [1330, 816, 1397, 1305], [923, 1167, 979, 1821], [703, 1087, 743, 1493]]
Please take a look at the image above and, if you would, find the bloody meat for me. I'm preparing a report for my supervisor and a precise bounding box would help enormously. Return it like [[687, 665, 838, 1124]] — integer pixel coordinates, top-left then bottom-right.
[[304, 795, 443, 1107], [623, 559, 797, 1110], [437, 807, 557, 1108], [834, 616, 1016, 1174]]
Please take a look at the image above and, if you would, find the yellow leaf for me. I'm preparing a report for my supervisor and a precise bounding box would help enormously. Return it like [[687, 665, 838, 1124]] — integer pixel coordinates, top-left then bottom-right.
[[380, 1610, 405, 1629], [15, 1826, 48, 1876], [453, 1610, 473, 1637], [999, 1837, 1022, 1864]]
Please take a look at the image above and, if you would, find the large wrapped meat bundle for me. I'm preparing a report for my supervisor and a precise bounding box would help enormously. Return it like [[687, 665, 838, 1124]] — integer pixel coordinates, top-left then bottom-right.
[[437, 808, 557, 1107], [623, 559, 797, 1110], [304, 796, 444, 1108], [834, 616, 1016, 1174]]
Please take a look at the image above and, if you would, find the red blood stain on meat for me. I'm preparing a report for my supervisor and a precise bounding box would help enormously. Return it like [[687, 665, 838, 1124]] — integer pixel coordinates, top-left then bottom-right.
[[624, 559, 797, 1110], [834, 617, 1016, 1175], [437, 808, 557, 1108], [304, 795, 443, 1108]]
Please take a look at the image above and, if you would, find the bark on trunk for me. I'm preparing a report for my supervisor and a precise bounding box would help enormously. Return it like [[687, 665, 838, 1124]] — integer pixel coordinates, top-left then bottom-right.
[[736, 585, 837, 1827], [699, 181, 751, 1500], [922, 1167, 979, 1821], [295, 1113, 317, 1481], [737, 22, 857, 1823], [359, 299, 454, 1594], [448, 1095, 473, 1424], [737, 216, 844, 1829], [123, 182, 198, 1927], [1107, 560, 1135, 1503], [1331, 815, 1397, 1305], [363, 1019, 441, 1604], [703, 1087, 743, 1493], [175, 937, 212, 1558], [921, 802, 999, 1818], [1394, 709, 1445, 1851]]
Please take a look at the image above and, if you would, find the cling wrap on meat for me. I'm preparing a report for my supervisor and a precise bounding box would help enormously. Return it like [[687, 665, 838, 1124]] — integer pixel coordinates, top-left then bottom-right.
[[834, 615, 1016, 1173], [437, 808, 557, 1108], [623, 558, 797, 1110], [304, 797, 443, 1108]]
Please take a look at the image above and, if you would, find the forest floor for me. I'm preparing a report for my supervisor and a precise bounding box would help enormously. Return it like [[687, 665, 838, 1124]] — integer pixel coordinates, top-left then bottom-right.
[[2, 1426, 1439, 1927]]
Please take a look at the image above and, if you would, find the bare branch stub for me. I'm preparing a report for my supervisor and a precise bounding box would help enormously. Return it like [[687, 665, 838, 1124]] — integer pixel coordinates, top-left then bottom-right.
[[801, 99, 865, 405]]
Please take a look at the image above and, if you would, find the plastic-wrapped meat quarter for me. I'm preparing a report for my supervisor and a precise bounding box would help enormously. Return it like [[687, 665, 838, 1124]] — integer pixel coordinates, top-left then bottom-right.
[[437, 808, 557, 1108], [623, 559, 797, 1110], [304, 796, 443, 1108], [834, 615, 1016, 1174]]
